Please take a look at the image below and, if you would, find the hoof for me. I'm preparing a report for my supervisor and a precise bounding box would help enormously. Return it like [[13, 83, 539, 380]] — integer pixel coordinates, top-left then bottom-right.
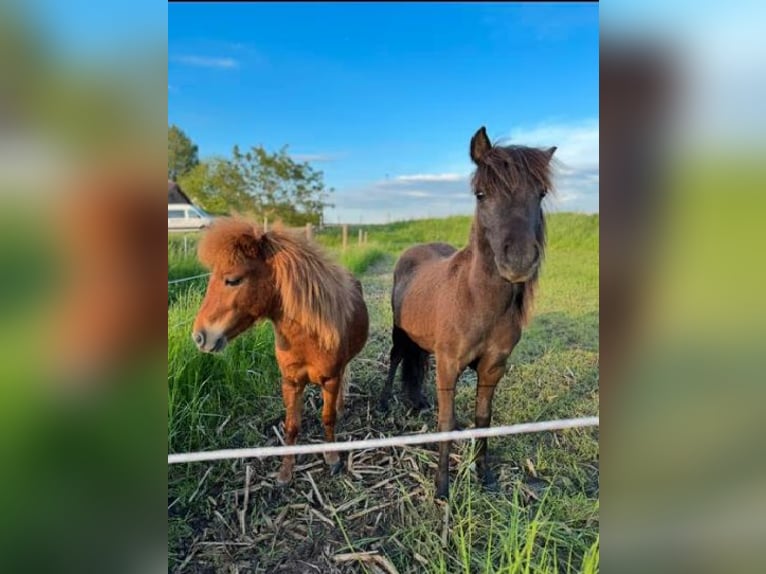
[[276, 466, 293, 487], [408, 394, 431, 413], [435, 477, 450, 501], [415, 400, 431, 412], [329, 459, 344, 476]]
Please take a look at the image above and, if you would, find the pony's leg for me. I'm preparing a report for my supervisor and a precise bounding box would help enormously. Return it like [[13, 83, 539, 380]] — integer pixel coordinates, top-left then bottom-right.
[[474, 355, 507, 490], [321, 376, 344, 475], [379, 334, 403, 412], [434, 356, 460, 500], [277, 378, 306, 486], [334, 371, 346, 419]]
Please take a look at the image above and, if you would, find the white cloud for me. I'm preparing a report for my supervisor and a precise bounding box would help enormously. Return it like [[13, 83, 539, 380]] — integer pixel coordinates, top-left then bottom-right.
[[508, 118, 599, 172], [327, 173, 474, 223], [507, 118, 599, 213], [291, 152, 346, 163], [393, 173, 465, 183], [173, 55, 239, 70], [326, 118, 599, 223], [400, 190, 434, 198]]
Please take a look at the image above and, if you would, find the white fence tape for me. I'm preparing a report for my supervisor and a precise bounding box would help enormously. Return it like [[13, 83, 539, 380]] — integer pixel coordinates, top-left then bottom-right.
[[168, 273, 210, 286], [168, 416, 598, 464]]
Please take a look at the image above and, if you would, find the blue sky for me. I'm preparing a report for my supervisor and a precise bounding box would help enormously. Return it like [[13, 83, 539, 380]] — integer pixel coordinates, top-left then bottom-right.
[[169, 3, 599, 223]]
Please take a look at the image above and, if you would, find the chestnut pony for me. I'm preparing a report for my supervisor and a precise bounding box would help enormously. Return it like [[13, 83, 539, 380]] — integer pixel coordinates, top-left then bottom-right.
[[192, 218, 369, 484], [381, 127, 556, 500]]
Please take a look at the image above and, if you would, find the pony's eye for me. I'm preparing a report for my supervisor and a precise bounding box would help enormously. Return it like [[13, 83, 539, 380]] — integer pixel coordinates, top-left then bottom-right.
[[225, 277, 243, 287], [476, 191, 486, 201]]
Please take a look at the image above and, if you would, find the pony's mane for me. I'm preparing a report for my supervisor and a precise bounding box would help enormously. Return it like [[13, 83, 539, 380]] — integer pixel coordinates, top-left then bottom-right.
[[198, 217, 356, 350], [265, 225, 357, 350], [471, 144, 555, 198], [515, 277, 537, 327], [470, 144, 554, 327]]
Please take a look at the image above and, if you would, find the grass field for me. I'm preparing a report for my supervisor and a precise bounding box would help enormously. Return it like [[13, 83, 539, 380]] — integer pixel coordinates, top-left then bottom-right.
[[168, 213, 599, 573]]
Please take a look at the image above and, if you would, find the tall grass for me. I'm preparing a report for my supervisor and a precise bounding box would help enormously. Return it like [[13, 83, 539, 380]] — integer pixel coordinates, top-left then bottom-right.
[[167, 232, 204, 281], [316, 216, 474, 255], [168, 287, 282, 453], [382, 443, 599, 574], [332, 245, 387, 275]]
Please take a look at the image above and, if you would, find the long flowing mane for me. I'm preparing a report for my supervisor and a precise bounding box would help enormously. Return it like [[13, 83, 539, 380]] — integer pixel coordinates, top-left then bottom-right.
[[265, 225, 357, 350], [198, 218, 357, 350], [470, 144, 555, 325]]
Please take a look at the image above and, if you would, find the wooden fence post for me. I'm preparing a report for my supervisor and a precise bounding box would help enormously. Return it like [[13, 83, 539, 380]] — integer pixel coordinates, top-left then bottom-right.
[[364, 231, 368, 245], [342, 224, 348, 252], [305, 222, 313, 241], [263, 217, 268, 232], [358, 228, 363, 246]]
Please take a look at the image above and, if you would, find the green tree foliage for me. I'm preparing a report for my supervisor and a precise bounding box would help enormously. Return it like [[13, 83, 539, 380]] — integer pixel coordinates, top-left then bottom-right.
[[232, 144, 333, 226], [178, 158, 251, 216], [168, 124, 199, 179], [169, 123, 333, 224]]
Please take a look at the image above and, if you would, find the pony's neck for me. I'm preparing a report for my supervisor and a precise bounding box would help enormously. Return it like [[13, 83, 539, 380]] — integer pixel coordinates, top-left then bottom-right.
[[468, 220, 498, 279]]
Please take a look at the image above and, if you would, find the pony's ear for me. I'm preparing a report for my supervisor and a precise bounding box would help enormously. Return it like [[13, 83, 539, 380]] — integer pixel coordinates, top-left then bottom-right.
[[470, 126, 492, 164], [545, 146, 558, 162]]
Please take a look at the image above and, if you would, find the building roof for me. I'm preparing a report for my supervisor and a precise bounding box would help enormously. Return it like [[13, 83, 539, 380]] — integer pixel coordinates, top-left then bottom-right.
[[168, 180, 192, 204]]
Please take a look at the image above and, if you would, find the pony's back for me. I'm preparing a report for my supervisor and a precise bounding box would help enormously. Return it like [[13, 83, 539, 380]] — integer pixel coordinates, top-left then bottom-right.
[[391, 242, 457, 318]]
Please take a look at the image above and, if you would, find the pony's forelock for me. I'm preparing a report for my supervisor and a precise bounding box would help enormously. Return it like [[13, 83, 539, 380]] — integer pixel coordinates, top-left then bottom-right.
[[197, 217, 264, 270], [472, 144, 555, 198]]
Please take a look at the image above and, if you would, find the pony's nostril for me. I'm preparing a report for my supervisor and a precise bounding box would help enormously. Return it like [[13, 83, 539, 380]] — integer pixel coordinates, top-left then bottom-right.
[[192, 331, 205, 347]]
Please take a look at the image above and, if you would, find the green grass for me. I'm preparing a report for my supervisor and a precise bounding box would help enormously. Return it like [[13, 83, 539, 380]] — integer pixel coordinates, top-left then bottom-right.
[[316, 216, 479, 256], [168, 212, 599, 573], [334, 245, 387, 275], [168, 288, 282, 454], [168, 232, 204, 282]]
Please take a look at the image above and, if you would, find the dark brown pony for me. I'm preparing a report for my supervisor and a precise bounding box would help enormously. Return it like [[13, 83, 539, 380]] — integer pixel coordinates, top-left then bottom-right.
[[192, 218, 369, 484], [381, 127, 556, 500]]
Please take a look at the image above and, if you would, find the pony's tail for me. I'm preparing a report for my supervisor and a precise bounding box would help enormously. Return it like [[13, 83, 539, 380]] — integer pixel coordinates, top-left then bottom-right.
[[396, 327, 430, 410]]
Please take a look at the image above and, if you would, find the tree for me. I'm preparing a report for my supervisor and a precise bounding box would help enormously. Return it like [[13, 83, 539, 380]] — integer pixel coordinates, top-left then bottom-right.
[[178, 158, 252, 216], [232, 145, 333, 226], [168, 125, 199, 179]]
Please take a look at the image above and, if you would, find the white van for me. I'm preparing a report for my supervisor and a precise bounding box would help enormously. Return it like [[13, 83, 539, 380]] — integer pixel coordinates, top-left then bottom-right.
[[168, 203, 213, 230]]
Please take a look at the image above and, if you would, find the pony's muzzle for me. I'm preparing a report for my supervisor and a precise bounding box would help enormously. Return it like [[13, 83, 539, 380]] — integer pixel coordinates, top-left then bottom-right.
[[497, 245, 540, 283], [192, 329, 226, 353]]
